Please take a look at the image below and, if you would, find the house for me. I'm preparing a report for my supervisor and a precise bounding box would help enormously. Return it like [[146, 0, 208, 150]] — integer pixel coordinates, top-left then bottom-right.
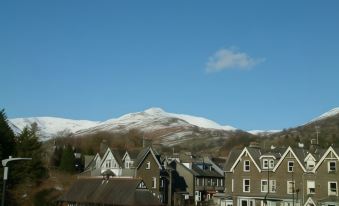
[[224, 143, 339, 206], [57, 177, 163, 206], [135, 146, 170, 205], [171, 155, 225, 206]]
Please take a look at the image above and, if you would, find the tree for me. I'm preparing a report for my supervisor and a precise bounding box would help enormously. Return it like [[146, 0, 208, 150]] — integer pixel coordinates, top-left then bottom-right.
[[10, 125, 48, 185], [0, 109, 16, 159], [59, 145, 76, 173]]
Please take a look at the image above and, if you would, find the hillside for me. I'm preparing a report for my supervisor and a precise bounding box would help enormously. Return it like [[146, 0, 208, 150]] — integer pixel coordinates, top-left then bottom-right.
[[262, 107, 339, 148]]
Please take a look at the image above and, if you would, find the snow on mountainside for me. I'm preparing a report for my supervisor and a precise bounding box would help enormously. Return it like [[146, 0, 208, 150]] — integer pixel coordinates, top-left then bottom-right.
[[9, 117, 100, 138], [9, 108, 237, 141], [309, 107, 339, 123], [75, 108, 236, 135]]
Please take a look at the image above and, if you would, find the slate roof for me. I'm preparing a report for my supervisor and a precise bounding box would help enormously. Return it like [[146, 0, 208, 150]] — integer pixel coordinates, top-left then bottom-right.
[[58, 178, 162, 206], [224, 148, 242, 171], [134, 146, 162, 169], [191, 163, 223, 178]]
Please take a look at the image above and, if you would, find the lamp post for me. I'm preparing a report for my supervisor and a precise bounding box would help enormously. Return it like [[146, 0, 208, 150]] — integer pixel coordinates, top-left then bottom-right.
[[1, 156, 32, 206]]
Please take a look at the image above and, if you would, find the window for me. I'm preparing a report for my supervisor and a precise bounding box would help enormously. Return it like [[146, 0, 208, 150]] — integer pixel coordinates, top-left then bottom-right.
[[244, 160, 250, 172], [240, 199, 254, 206], [288, 161, 294, 172], [137, 181, 147, 189], [225, 200, 233, 206], [328, 161, 336, 172], [261, 180, 268, 192], [243, 179, 250, 192], [307, 181, 315, 194], [160, 179, 164, 188], [269, 160, 275, 168], [270, 180, 276, 193], [152, 177, 157, 188], [105, 160, 111, 168], [146, 161, 151, 169], [287, 181, 295, 194], [220, 179, 224, 187], [328, 181, 337, 196], [263, 159, 269, 169], [231, 179, 234, 192]]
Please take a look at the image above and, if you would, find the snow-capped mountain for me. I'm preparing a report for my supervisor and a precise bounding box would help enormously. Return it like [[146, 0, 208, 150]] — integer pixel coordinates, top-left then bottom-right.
[[10, 117, 100, 139], [309, 107, 339, 123], [9, 108, 237, 143]]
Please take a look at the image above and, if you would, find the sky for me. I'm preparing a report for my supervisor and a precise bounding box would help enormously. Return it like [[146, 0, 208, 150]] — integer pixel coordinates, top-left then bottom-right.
[[1, 1, 339, 131]]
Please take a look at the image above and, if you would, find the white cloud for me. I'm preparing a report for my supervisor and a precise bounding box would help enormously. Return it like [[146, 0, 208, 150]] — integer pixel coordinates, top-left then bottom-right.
[[206, 48, 265, 72]]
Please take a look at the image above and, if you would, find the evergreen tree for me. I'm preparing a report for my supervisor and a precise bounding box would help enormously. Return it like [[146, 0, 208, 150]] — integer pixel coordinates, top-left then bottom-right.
[[0, 109, 16, 159], [50, 146, 63, 168], [10, 124, 48, 185], [59, 145, 76, 173]]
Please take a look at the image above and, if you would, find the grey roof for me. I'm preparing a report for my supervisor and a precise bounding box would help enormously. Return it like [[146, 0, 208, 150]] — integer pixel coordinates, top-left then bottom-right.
[[224, 148, 242, 171], [246, 147, 262, 168], [135, 146, 162, 169], [84, 155, 95, 168], [58, 178, 162, 206], [110, 148, 125, 166], [191, 163, 223, 178]]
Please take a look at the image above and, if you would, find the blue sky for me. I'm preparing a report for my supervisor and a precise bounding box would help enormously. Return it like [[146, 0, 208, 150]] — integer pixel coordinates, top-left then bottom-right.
[[1, 1, 338, 130]]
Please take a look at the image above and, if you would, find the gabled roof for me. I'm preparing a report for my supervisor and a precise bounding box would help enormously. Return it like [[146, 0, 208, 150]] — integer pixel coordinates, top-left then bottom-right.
[[135, 146, 162, 169], [312, 146, 339, 172], [304, 197, 316, 206], [273, 147, 306, 172], [100, 148, 124, 168], [122, 148, 143, 162], [224, 148, 242, 171], [229, 147, 262, 172], [84, 153, 102, 171], [58, 178, 162, 206]]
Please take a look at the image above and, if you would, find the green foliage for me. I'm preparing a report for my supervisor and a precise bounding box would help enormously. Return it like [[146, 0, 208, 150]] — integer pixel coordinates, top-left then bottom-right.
[[10, 124, 48, 185], [59, 145, 76, 173], [0, 109, 16, 159]]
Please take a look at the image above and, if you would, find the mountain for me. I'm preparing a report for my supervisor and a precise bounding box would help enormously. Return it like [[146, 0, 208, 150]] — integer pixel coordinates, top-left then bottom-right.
[[266, 107, 339, 147], [10, 117, 100, 139], [9, 108, 238, 144]]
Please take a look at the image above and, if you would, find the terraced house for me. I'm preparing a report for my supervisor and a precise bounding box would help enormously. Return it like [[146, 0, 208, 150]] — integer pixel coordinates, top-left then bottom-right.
[[224, 143, 339, 206]]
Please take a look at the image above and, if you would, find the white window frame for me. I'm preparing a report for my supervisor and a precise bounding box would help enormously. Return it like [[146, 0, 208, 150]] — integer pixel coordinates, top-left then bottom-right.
[[270, 180, 276, 193], [307, 180, 315, 194], [328, 161, 336, 172], [263, 159, 269, 169], [231, 179, 234, 192], [328, 181, 337, 196], [146, 161, 151, 169], [288, 161, 294, 172], [287, 181, 295, 194], [243, 179, 250, 192], [152, 177, 157, 189], [261, 180, 268, 192], [244, 160, 250, 172], [269, 159, 275, 169]]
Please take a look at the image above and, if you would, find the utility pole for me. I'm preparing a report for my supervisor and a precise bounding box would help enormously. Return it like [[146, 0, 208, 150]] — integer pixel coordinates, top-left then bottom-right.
[[2, 156, 32, 206], [315, 126, 320, 145]]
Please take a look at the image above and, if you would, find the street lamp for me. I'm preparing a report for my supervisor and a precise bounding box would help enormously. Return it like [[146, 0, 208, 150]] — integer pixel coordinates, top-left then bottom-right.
[[1, 156, 32, 206]]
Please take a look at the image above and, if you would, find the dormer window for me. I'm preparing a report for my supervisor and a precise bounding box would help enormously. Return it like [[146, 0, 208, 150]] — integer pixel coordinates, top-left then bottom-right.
[[244, 160, 250, 172], [146, 161, 151, 169], [328, 161, 336, 172], [288, 161, 294, 172], [263, 159, 269, 169], [263, 159, 274, 169], [269, 160, 275, 168]]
